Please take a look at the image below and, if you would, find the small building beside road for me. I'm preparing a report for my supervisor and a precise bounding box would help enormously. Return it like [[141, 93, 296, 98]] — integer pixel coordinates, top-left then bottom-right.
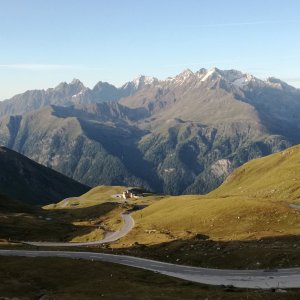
[[122, 188, 146, 199]]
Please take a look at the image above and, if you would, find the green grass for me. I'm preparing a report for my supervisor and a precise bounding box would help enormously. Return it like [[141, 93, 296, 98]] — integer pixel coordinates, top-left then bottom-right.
[[118, 195, 300, 246], [0, 185, 163, 244], [3, 145, 300, 273], [108, 234, 300, 270], [0, 186, 130, 243], [1, 256, 299, 299], [0, 194, 33, 213], [45, 185, 126, 209], [210, 144, 300, 201], [106, 145, 300, 247]]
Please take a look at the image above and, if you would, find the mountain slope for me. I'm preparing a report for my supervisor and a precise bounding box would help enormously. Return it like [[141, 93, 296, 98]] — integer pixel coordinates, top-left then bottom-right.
[[210, 144, 300, 200], [0, 147, 90, 205], [0, 104, 159, 190], [0, 193, 32, 213], [121, 145, 300, 245], [120, 68, 299, 193], [0, 68, 299, 194]]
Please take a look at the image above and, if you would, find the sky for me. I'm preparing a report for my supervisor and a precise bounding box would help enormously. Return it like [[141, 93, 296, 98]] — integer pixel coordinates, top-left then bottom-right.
[[0, 0, 300, 100]]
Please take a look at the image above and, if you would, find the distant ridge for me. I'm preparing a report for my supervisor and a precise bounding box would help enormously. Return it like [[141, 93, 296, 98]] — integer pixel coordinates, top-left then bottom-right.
[[0, 68, 299, 195]]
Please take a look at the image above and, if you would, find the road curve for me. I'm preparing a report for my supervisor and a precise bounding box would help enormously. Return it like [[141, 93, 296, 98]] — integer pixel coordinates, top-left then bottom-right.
[[25, 213, 134, 247], [0, 249, 299, 289]]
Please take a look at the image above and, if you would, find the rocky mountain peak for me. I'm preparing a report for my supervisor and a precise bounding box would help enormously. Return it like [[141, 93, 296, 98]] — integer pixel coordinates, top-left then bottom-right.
[[132, 75, 159, 88], [166, 69, 196, 85], [195, 68, 271, 90], [177, 69, 195, 79], [121, 75, 159, 94], [71, 78, 84, 86], [179, 68, 194, 76], [199, 67, 223, 82], [0, 67, 299, 196], [266, 77, 296, 91], [93, 81, 116, 91], [54, 79, 85, 94]]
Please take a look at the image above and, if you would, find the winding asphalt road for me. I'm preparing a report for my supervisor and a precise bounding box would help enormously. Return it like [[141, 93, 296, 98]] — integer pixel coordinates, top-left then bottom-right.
[[4, 206, 300, 289], [25, 212, 134, 247], [1, 249, 300, 289]]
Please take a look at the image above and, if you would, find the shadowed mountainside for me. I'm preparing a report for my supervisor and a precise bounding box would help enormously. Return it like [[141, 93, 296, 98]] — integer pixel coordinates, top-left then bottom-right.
[[0, 147, 90, 205]]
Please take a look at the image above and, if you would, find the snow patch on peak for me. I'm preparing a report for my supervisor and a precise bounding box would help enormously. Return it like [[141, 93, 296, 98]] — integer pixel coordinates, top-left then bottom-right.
[[132, 75, 158, 88], [200, 68, 245, 83], [232, 73, 254, 87], [165, 69, 195, 85], [122, 75, 158, 92], [179, 69, 194, 77], [200, 67, 221, 82], [176, 69, 195, 83], [163, 68, 295, 91], [71, 89, 86, 98], [198, 68, 266, 89]]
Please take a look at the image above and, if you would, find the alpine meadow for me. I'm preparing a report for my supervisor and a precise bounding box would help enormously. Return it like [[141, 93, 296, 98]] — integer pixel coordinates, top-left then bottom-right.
[[1, 1, 300, 299]]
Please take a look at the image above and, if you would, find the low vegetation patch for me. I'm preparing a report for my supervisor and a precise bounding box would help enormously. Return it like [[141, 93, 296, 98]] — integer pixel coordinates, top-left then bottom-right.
[[0, 186, 131, 243], [0, 256, 299, 299]]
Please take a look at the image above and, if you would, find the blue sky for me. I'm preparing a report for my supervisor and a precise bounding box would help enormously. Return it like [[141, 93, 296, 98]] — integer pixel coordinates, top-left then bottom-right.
[[0, 0, 300, 100]]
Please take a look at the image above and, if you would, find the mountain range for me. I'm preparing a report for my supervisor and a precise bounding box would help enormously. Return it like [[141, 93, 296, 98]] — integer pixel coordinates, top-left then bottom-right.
[[0, 67, 299, 194]]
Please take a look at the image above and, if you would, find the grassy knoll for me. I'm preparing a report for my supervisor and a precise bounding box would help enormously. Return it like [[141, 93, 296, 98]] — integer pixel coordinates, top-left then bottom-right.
[[0, 186, 131, 243], [45, 185, 163, 209], [42, 185, 162, 243], [45, 185, 126, 209], [0, 185, 163, 244], [0, 256, 299, 300], [210, 144, 300, 201]]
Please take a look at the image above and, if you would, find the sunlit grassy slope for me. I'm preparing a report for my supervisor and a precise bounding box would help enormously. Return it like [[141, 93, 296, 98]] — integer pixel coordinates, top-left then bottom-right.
[[42, 186, 131, 242], [45, 185, 126, 209], [118, 145, 300, 246], [44, 185, 163, 243], [126, 195, 300, 244], [210, 144, 300, 200]]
